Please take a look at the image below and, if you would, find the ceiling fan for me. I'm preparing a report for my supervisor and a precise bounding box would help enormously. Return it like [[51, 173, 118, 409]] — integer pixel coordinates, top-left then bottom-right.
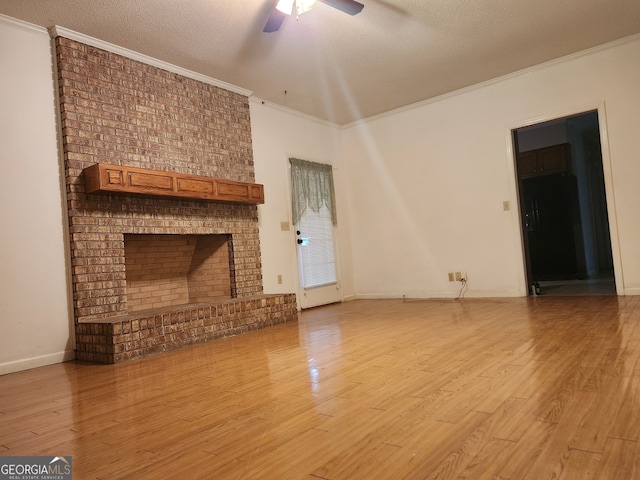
[[264, 0, 365, 32]]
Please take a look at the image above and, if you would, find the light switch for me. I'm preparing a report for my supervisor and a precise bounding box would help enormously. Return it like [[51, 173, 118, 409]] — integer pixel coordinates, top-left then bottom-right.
[[280, 221, 290, 231], [503, 201, 510, 211]]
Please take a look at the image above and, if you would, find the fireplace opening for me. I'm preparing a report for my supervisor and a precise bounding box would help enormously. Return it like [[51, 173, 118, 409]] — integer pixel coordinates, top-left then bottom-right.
[[124, 234, 236, 313]]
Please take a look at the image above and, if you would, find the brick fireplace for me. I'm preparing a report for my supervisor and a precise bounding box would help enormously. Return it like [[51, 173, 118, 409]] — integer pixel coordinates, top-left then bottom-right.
[[55, 36, 297, 363]]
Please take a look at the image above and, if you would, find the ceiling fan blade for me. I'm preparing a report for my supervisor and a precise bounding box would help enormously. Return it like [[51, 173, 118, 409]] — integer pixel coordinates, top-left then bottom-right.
[[263, 9, 286, 32], [318, 0, 365, 15]]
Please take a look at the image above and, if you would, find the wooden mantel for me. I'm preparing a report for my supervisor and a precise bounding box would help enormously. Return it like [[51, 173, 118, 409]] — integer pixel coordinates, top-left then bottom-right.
[[83, 163, 264, 205]]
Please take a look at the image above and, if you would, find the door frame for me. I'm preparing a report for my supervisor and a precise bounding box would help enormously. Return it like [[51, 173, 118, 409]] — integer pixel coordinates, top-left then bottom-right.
[[506, 102, 624, 295], [286, 157, 343, 309], [511, 132, 534, 292]]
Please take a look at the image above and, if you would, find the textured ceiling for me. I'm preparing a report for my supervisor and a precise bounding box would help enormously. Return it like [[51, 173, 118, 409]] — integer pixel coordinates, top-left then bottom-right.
[[2, 0, 640, 125]]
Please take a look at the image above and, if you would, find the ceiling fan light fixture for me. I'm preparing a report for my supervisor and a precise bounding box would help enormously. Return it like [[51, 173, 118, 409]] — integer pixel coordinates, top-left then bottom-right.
[[265, 0, 360, 32], [276, 0, 317, 16], [296, 0, 317, 15], [276, 0, 295, 15]]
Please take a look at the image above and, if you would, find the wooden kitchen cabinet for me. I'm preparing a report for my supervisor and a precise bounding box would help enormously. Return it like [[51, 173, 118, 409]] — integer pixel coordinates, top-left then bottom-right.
[[517, 144, 571, 179]]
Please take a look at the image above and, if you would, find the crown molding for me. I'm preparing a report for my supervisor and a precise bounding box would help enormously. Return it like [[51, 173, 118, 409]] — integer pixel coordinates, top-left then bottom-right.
[[49, 25, 253, 98], [249, 97, 341, 129], [0, 13, 49, 36], [345, 32, 640, 129]]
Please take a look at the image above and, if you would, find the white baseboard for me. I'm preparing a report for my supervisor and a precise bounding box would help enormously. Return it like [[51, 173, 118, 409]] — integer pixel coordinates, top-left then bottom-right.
[[0, 350, 75, 376], [354, 290, 525, 300]]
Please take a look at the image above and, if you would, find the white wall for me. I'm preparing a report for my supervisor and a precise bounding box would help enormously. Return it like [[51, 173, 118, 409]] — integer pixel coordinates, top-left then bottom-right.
[[0, 16, 74, 374], [250, 99, 355, 302], [342, 34, 640, 298], [2, 13, 640, 373]]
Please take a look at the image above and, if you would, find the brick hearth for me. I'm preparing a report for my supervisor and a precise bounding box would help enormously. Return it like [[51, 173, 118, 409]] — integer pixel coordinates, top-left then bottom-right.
[[76, 295, 297, 364]]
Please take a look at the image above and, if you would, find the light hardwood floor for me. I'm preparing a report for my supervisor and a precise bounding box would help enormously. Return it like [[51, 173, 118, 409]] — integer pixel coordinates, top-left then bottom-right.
[[1, 296, 639, 479]]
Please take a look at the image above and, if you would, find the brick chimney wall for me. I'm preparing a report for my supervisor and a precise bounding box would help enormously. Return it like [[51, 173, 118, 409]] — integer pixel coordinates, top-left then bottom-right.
[[55, 36, 264, 325]]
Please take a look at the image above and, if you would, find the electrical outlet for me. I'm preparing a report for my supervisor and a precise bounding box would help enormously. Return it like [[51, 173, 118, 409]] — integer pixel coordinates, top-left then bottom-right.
[[448, 272, 455, 282], [460, 272, 467, 281], [277, 274, 283, 284], [455, 272, 462, 281]]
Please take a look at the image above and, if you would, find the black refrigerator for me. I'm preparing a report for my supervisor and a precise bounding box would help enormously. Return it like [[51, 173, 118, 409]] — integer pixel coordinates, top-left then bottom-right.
[[523, 173, 585, 281]]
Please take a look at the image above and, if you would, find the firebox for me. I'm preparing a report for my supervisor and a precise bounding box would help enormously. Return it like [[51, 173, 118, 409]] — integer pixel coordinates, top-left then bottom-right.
[[124, 234, 236, 313]]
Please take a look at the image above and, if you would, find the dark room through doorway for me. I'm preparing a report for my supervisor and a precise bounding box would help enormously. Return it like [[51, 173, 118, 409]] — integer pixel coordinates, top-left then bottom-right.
[[513, 111, 615, 296]]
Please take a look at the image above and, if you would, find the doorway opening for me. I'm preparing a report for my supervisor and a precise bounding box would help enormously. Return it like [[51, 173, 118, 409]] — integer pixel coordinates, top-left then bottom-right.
[[513, 110, 616, 296]]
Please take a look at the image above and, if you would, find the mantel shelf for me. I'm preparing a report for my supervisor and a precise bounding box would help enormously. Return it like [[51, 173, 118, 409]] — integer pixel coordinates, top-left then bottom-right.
[[83, 163, 264, 205]]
